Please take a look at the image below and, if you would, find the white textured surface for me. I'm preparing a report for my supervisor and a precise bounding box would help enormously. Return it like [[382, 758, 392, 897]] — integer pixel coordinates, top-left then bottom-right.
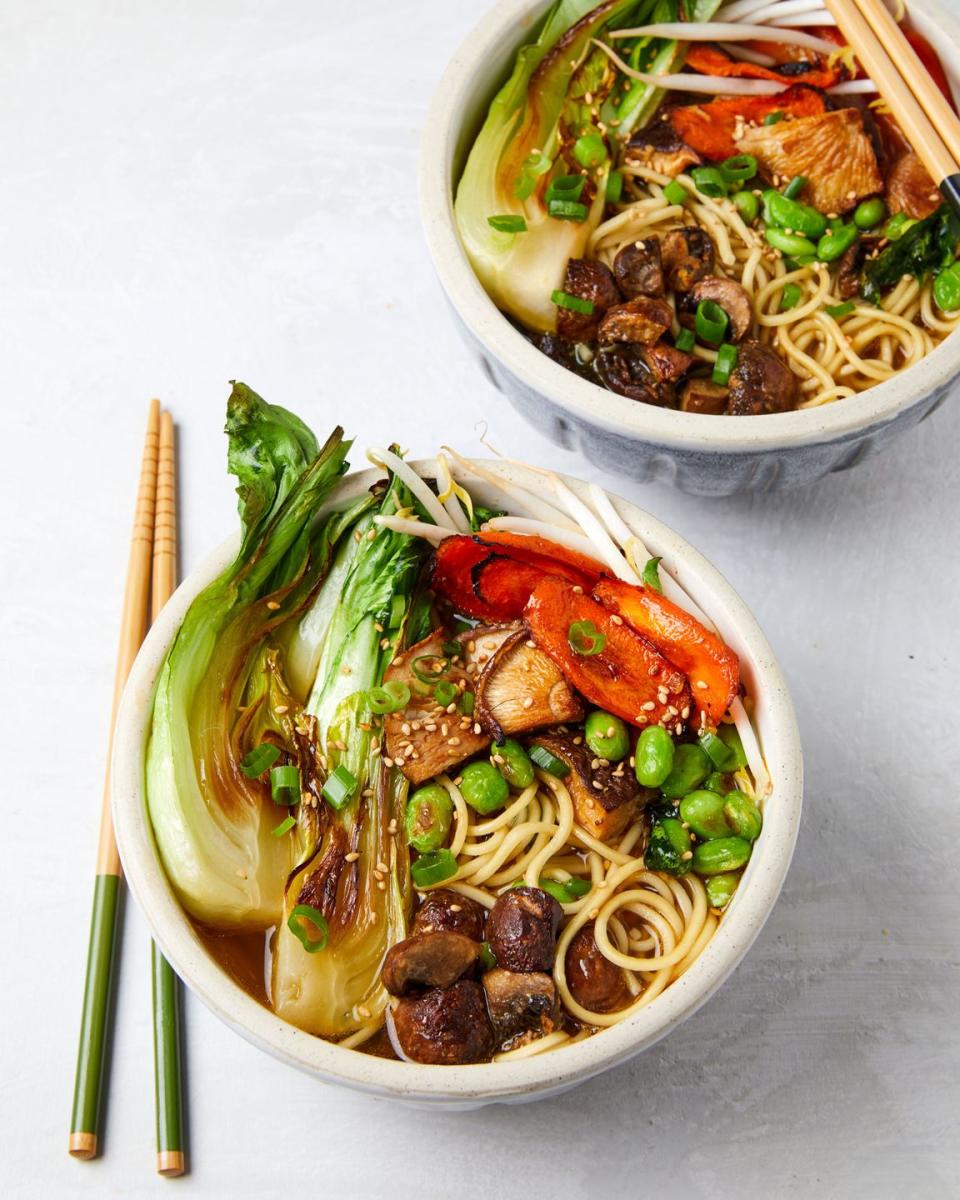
[[1, 1, 958, 1196]]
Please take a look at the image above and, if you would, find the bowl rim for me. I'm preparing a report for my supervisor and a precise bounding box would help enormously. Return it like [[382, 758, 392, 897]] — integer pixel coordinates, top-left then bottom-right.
[[418, 0, 960, 456], [112, 458, 803, 1102]]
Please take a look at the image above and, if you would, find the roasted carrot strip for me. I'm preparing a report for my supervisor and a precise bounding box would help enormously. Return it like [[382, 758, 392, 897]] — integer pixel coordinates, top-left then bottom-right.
[[685, 45, 841, 89], [593, 578, 738, 727], [671, 85, 826, 162], [475, 530, 604, 579], [524, 576, 691, 731]]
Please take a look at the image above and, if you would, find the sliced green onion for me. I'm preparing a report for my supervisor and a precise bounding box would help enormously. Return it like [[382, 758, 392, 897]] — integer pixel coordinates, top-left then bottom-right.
[[824, 300, 856, 318], [287, 904, 329, 953], [712, 343, 739, 387], [721, 154, 757, 183], [434, 680, 457, 707], [270, 765, 300, 806], [459, 690, 475, 716], [529, 744, 571, 778], [411, 654, 448, 684], [717, 723, 748, 770], [538, 876, 593, 904], [411, 849, 458, 887], [642, 556, 663, 593], [552, 289, 594, 314], [699, 730, 736, 772], [675, 327, 695, 352], [271, 815, 296, 838], [605, 170, 623, 204], [695, 298, 729, 344], [779, 282, 802, 311], [239, 742, 281, 778], [321, 764, 357, 810], [547, 199, 589, 222], [487, 214, 527, 233], [367, 680, 411, 715], [574, 132, 607, 169], [479, 940, 497, 970], [567, 619, 606, 657], [691, 166, 728, 198], [763, 110, 784, 126], [783, 176, 807, 200], [663, 179, 688, 206], [546, 174, 585, 203]]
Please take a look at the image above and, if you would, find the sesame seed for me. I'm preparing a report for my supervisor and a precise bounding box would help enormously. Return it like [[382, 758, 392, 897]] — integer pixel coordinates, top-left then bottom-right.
[[450, 904, 462, 912], [572, 585, 584, 594], [345, 851, 360, 862], [610, 614, 623, 625], [695, 680, 708, 690], [642, 701, 655, 711], [523, 697, 534, 709], [383, 756, 394, 767], [473, 723, 482, 735], [377, 861, 388, 873], [266, 600, 281, 611], [448, 737, 461, 746], [401, 722, 411, 735], [377, 880, 386, 891], [275, 704, 289, 714]]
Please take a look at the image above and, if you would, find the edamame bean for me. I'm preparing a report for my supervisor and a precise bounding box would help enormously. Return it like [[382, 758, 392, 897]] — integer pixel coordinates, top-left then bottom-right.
[[679, 789, 732, 840], [717, 724, 747, 770], [733, 190, 759, 224], [765, 227, 818, 258], [495, 738, 535, 790], [660, 743, 711, 799], [816, 223, 859, 262], [723, 791, 763, 841], [635, 725, 675, 788], [404, 784, 453, 852], [460, 761, 509, 814], [765, 191, 827, 239], [703, 771, 728, 794], [585, 710, 630, 762], [933, 263, 960, 312], [643, 818, 692, 876], [692, 836, 752, 875], [853, 197, 886, 229], [705, 872, 740, 909]]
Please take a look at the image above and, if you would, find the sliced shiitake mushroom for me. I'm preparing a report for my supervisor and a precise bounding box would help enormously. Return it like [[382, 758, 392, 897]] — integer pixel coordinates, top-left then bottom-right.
[[382, 626, 516, 784], [381, 932, 481, 997], [526, 732, 653, 841], [481, 968, 558, 1043], [475, 628, 583, 741]]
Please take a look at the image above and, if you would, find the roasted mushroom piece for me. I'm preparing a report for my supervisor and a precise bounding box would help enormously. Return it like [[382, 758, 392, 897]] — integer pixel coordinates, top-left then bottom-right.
[[564, 924, 630, 1013], [381, 932, 481, 997], [526, 731, 653, 841], [727, 340, 798, 415], [390, 980, 495, 1064], [383, 626, 515, 784], [643, 341, 695, 384], [594, 344, 676, 407], [412, 890, 486, 941], [661, 226, 715, 292], [485, 886, 562, 973], [555, 259, 621, 342], [482, 968, 558, 1043], [680, 377, 729, 415], [624, 119, 701, 178], [886, 151, 940, 220], [475, 627, 583, 740], [689, 276, 752, 342], [613, 239, 665, 299], [598, 297, 673, 347]]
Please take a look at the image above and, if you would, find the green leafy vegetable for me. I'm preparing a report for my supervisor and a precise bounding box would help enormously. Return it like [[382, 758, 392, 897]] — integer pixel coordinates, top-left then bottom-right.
[[862, 204, 960, 303], [642, 556, 663, 593]]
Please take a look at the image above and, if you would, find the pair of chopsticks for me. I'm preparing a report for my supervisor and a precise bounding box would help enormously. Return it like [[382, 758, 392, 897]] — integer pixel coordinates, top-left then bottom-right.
[[824, 0, 960, 215], [68, 400, 186, 1177]]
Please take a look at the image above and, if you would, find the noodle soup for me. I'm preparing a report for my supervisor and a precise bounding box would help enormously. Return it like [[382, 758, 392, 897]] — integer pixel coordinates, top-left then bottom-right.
[[453, 0, 960, 415], [144, 386, 771, 1066]]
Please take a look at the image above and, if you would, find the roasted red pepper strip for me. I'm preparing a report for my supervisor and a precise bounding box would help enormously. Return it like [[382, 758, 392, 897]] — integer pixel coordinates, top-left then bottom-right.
[[684, 45, 841, 90], [431, 535, 595, 622], [524, 576, 691, 730], [593, 578, 739, 727], [475, 530, 604, 578], [671, 85, 827, 162]]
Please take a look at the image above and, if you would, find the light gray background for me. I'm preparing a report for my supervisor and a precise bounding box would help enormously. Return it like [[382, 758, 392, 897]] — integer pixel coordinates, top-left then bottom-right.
[[2, 1, 957, 1196]]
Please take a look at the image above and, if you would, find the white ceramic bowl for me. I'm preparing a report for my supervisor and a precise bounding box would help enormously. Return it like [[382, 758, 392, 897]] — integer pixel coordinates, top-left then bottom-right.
[[419, 0, 960, 495], [112, 460, 802, 1107]]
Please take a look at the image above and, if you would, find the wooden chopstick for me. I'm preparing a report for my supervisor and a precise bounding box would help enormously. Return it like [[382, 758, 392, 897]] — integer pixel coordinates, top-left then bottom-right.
[[150, 411, 187, 1178], [853, 0, 960, 167], [823, 0, 960, 213], [69, 399, 161, 1160]]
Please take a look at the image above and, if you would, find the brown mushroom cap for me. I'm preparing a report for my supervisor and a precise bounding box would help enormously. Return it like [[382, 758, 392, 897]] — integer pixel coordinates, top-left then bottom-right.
[[661, 226, 715, 292], [482, 968, 558, 1043], [412, 890, 486, 941], [381, 932, 481, 997], [613, 239, 665, 300], [680, 377, 729, 415], [390, 980, 495, 1064], [475, 628, 583, 741], [689, 276, 753, 342], [598, 297, 673, 347], [727, 340, 798, 415], [485, 886, 562, 973], [564, 923, 630, 1013], [556, 258, 621, 342]]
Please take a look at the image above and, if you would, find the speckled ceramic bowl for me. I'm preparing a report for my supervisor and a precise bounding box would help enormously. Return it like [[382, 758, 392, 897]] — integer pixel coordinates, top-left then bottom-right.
[[419, 0, 960, 495], [112, 460, 802, 1107]]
